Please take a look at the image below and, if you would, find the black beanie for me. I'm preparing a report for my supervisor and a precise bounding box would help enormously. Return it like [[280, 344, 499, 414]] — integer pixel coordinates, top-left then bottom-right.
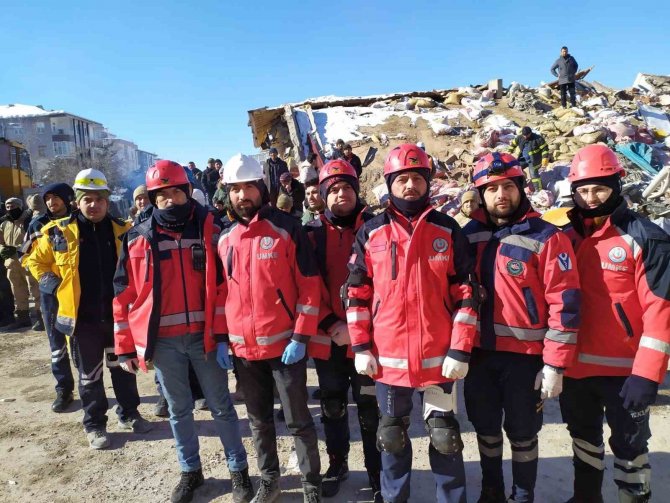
[[42, 182, 75, 217]]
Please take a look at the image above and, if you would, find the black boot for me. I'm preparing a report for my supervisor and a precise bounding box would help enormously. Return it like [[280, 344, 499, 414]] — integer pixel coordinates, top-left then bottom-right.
[[322, 454, 348, 498], [477, 486, 507, 503], [230, 467, 253, 503], [368, 470, 383, 503], [303, 482, 321, 503], [154, 395, 169, 417], [52, 390, 74, 413], [171, 469, 204, 503], [250, 478, 280, 503]]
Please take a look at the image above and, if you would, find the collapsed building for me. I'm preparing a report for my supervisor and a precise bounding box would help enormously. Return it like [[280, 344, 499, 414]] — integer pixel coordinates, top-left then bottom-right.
[[247, 71, 670, 220]]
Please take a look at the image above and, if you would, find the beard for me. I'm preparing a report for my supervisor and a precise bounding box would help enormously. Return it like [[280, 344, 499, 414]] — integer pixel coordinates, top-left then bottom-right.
[[234, 200, 261, 220], [487, 202, 517, 220]]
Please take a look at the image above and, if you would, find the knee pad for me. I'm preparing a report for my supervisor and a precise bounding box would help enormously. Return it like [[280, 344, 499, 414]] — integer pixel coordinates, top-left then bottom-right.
[[320, 396, 347, 420], [426, 415, 463, 455], [376, 415, 410, 455], [357, 405, 379, 433]]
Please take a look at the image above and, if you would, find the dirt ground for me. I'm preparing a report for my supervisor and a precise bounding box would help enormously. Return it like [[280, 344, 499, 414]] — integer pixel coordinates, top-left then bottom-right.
[[0, 328, 668, 503]]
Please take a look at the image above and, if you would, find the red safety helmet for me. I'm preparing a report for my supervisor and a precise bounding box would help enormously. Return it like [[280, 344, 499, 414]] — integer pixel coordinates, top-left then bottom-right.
[[383, 143, 431, 177], [472, 152, 525, 188], [568, 144, 625, 183], [146, 160, 190, 192], [319, 159, 358, 185]]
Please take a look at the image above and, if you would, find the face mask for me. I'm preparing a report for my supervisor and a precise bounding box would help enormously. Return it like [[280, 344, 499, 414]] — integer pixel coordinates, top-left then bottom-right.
[[153, 200, 193, 232], [8, 208, 23, 220]]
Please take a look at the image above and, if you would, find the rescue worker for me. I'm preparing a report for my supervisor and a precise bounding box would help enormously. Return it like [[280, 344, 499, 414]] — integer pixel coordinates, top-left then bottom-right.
[[26, 168, 151, 450], [560, 144, 670, 503], [304, 159, 381, 500], [23, 183, 76, 411], [263, 147, 289, 207], [217, 153, 322, 502], [344, 143, 479, 503], [508, 127, 549, 192], [453, 190, 478, 228], [461, 152, 581, 503], [0, 197, 41, 332], [113, 160, 252, 503]]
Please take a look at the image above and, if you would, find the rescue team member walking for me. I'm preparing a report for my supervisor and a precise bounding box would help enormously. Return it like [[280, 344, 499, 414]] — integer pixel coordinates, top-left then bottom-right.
[[344, 144, 479, 503], [22, 183, 76, 412], [113, 160, 251, 503], [560, 145, 670, 503], [217, 154, 322, 503], [26, 169, 152, 450], [461, 152, 581, 503], [304, 159, 381, 500]]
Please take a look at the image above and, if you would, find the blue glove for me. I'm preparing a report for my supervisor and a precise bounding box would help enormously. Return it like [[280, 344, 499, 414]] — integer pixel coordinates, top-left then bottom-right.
[[281, 340, 306, 365], [216, 342, 233, 370], [619, 375, 658, 411]]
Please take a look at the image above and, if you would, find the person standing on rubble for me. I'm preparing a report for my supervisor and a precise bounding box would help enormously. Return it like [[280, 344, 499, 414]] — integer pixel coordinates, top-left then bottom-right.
[[344, 143, 479, 503], [263, 147, 289, 207], [509, 126, 549, 192], [560, 144, 670, 503], [551, 46, 579, 108], [461, 152, 581, 503]]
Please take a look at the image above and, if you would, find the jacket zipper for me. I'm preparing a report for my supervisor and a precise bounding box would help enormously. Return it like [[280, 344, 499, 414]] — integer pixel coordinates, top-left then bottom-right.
[[226, 247, 234, 280], [391, 241, 397, 280], [93, 222, 105, 321], [177, 239, 191, 331], [614, 302, 633, 338], [372, 299, 381, 320], [144, 250, 150, 282], [276, 288, 294, 321], [522, 287, 539, 325]]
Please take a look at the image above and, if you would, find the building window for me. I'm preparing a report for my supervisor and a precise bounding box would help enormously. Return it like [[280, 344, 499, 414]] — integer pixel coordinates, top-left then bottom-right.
[[53, 141, 71, 156], [35, 122, 46, 134], [38, 145, 47, 157], [51, 122, 57, 133], [11, 123, 23, 135]]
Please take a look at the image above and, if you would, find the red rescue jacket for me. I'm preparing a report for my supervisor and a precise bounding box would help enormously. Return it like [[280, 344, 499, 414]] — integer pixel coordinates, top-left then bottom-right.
[[216, 206, 321, 361], [345, 205, 478, 388], [565, 202, 670, 383], [462, 204, 581, 368]]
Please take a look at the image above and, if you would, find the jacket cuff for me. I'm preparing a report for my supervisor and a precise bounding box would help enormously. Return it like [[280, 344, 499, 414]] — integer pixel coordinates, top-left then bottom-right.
[[447, 349, 471, 363], [118, 352, 138, 362], [352, 342, 372, 353], [318, 313, 339, 333], [291, 333, 309, 343], [215, 333, 229, 343], [545, 363, 565, 373]]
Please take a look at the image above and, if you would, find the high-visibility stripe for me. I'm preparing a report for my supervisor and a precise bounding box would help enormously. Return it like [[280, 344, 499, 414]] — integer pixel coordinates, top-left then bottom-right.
[[478, 434, 504, 458], [359, 385, 376, 397], [256, 330, 292, 345], [215, 306, 225, 315], [454, 312, 477, 326], [378, 356, 408, 369], [615, 453, 650, 469], [467, 231, 492, 244], [613, 226, 642, 260], [229, 334, 245, 344], [159, 311, 205, 327], [639, 335, 670, 355], [573, 439, 605, 470], [421, 356, 444, 369], [613, 468, 651, 485], [74, 177, 107, 187], [578, 353, 633, 368], [425, 221, 453, 235], [510, 438, 538, 462], [114, 321, 129, 332], [157, 238, 202, 251], [494, 324, 546, 341], [347, 310, 370, 323], [80, 360, 104, 385], [296, 304, 319, 316], [545, 329, 577, 344], [500, 234, 545, 254], [478, 443, 504, 458], [135, 345, 146, 357]]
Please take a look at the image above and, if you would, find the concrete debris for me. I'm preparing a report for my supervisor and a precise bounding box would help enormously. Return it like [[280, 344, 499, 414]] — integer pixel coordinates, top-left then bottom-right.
[[248, 72, 670, 219]]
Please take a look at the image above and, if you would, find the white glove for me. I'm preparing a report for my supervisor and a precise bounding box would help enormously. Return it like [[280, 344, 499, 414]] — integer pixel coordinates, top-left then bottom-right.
[[120, 358, 139, 374], [441, 356, 469, 380], [354, 350, 378, 377], [534, 365, 563, 399], [328, 320, 351, 347]]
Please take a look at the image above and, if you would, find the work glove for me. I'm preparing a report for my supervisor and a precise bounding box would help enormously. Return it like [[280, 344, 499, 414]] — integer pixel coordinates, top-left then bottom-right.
[[441, 356, 469, 380], [619, 375, 659, 411], [281, 340, 306, 365], [0, 245, 17, 260], [541, 158, 549, 168], [354, 350, 378, 377], [328, 320, 351, 347], [38, 272, 61, 295], [120, 357, 139, 374], [534, 365, 563, 399], [216, 342, 233, 370]]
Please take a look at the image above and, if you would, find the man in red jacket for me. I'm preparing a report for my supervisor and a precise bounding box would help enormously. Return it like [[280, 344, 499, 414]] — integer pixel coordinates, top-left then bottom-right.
[[304, 159, 381, 500], [114, 160, 252, 503], [461, 152, 581, 503], [344, 143, 479, 503], [217, 153, 322, 503], [560, 145, 670, 503]]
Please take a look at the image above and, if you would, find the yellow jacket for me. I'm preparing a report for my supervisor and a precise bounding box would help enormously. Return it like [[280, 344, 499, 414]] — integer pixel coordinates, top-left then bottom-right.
[[26, 213, 129, 335]]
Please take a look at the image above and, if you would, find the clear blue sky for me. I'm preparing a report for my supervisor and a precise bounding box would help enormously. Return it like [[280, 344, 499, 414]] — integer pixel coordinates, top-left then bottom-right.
[[2, 1, 668, 167]]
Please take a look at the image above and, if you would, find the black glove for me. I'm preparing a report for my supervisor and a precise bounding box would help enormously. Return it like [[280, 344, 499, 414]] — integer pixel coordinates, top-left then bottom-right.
[[0, 246, 17, 259], [619, 375, 658, 411]]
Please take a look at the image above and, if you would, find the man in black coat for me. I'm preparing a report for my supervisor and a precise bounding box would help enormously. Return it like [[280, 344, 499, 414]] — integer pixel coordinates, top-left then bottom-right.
[[263, 147, 289, 206], [551, 46, 579, 108], [342, 144, 362, 178]]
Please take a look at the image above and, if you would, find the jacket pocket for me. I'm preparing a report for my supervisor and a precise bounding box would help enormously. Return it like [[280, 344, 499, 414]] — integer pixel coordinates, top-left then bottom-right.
[[276, 289, 295, 322], [372, 299, 381, 320], [226, 247, 234, 280], [391, 241, 398, 280], [522, 287, 539, 325], [614, 302, 633, 338]]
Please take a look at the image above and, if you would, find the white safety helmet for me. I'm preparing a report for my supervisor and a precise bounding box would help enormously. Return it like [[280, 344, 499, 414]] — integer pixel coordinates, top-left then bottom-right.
[[223, 153, 264, 184], [417, 141, 426, 150], [73, 168, 109, 191], [191, 188, 207, 206]]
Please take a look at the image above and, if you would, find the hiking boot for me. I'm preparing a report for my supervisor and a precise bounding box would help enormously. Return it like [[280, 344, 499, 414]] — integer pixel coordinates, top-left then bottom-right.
[[32, 318, 45, 331], [87, 429, 110, 450], [477, 486, 507, 503], [303, 484, 321, 503], [194, 398, 208, 410], [230, 467, 254, 503], [154, 395, 169, 417], [171, 469, 204, 503], [368, 471, 382, 503], [52, 390, 74, 413], [250, 478, 280, 503], [322, 455, 348, 498], [117, 415, 153, 434]]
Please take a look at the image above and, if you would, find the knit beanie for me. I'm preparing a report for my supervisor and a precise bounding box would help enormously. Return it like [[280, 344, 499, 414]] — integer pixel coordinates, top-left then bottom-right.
[[75, 189, 110, 202]]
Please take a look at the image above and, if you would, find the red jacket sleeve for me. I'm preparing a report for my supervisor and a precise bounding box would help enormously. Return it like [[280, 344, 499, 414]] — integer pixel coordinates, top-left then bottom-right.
[[345, 226, 374, 352], [112, 233, 138, 357]]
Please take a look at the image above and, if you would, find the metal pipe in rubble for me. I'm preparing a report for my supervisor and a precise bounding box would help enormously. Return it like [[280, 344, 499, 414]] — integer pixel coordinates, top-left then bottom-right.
[[642, 166, 670, 199]]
